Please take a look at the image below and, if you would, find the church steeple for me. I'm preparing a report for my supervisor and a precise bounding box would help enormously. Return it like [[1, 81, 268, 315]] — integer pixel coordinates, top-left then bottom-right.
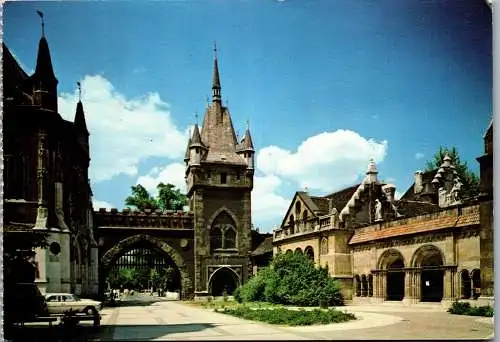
[[32, 10, 59, 112], [212, 43, 221, 103]]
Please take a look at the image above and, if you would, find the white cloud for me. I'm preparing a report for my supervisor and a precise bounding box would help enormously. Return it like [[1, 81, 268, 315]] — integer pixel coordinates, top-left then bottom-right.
[[58, 75, 187, 183], [133, 67, 146, 74], [137, 162, 187, 196], [257, 129, 388, 191], [252, 174, 290, 224], [415, 152, 425, 160], [93, 199, 114, 210]]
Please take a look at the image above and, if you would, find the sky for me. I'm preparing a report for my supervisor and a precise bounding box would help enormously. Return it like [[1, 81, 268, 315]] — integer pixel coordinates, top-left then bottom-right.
[[4, 0, 492, 232]]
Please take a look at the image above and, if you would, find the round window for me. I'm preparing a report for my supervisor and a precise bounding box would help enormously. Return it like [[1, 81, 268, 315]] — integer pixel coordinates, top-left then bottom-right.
[[49, 242, 61, 255]]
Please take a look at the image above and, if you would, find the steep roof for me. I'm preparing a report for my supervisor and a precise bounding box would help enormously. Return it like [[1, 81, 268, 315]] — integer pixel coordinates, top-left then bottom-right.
[[32, 36, 58, 85], [3, 43, 32, 103], [399, 169, 437, 201], [323, 184, 361, 213], [251, 236, 273, 256], [74, 101, 89, 135]]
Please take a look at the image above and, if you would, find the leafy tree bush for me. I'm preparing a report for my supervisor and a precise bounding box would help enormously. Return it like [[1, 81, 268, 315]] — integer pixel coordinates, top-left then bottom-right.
[[236, 252, 343, 307], [448, 300, 494, 317], [216, 307, 355, 326]]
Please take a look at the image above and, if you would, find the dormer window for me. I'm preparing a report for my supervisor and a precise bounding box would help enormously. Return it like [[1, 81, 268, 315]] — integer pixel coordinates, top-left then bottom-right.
[[221, 173, 227, 184]]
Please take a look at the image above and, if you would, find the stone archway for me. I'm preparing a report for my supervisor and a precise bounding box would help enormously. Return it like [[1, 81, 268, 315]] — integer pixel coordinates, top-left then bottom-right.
[[206, 207, 239, 229], [100, 234, 192, 300], [411, 244, 445, 302], [208, 266, 240, 296], [378, 249, 405, 301]]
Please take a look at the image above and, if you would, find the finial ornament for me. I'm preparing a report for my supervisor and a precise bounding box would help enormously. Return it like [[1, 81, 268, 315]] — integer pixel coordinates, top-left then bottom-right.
[[246, 119, 250, 130], [77, 81, 82, 102], [36, 10, 45, 37], [195, 112, 199, 125], [214, 41, 217, 59]]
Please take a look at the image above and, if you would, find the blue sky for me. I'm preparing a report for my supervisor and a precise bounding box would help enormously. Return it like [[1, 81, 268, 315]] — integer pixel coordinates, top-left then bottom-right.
[[4, 0, 492, 231]]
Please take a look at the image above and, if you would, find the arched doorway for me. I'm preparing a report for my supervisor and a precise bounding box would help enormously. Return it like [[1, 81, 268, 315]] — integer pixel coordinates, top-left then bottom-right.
[[304, 246, 314, 261], [460, 269, 471, 299], [100, 234, 191, 300], [378, 249, 405, 301], [387, 258, 405, 301], [412, 245, 444, 302], [209, 267, 240, 296], [294, 247, 303, 254]]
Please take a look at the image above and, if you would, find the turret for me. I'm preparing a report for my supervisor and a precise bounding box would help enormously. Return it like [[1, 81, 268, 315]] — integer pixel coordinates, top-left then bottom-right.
[[188, 124, 206, 166], [237, 122, 255, 170]]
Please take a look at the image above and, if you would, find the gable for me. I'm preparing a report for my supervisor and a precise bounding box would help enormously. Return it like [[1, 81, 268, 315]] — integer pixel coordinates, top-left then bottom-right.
[[280, 192, 319, 228]]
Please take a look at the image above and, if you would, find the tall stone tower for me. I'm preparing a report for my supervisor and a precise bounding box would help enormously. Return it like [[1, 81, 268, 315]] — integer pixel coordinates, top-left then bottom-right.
[[185, 46, 255, 298]]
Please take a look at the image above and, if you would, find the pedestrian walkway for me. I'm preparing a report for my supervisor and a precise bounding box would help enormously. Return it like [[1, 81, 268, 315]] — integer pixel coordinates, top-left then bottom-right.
[[97, 299, 493, 340]]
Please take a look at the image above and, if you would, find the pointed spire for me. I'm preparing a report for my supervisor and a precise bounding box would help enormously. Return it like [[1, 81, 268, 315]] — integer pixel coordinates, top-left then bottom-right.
[[190, 124, 203, 146], [74, 82, 89, 136], [212, 42, 221, 102], [241, 122, 254, 151], [32, 11, 58, 87]]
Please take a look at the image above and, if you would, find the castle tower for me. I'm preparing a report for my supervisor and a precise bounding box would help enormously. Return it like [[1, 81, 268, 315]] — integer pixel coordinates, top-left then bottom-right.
[[185, 45, 254, 298]]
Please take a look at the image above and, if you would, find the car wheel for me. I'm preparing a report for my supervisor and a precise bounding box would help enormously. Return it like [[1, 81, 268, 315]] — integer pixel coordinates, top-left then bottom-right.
[[84, 306, 96, 315]]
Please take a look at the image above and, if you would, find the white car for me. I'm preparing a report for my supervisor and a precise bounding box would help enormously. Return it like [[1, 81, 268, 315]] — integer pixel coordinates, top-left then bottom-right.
[[44, 293, 102, 315]]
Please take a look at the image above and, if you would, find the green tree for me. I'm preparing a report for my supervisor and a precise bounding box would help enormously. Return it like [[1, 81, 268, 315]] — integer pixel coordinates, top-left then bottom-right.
[[157, 183, 188, 211], [125, 184, 158, 211], [424, 146, 480, 199], [124, 183, 188, 211]]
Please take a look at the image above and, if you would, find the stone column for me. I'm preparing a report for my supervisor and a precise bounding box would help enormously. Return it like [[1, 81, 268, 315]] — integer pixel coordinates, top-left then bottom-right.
[[443, 269, 453, 300], [415, 270, 421, 302], [403, 270, 414, 304], [380, 272, 386, 300]]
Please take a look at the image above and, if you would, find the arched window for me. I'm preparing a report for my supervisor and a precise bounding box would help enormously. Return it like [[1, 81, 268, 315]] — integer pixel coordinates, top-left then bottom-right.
[[354, 275, 361, 297], [304, 246, 314, 261], [320, 237, 328, 255], [224, 227, 236, 249], [361, 275, 368, 297], [210, 227, 223, 251], [294, 247, 303, 254], [289, 215, 295, 235], [368, 274, 373, 297], [295, 201, 301, 216], [461, 269, 471, 299], [471, 269, 481, 299]]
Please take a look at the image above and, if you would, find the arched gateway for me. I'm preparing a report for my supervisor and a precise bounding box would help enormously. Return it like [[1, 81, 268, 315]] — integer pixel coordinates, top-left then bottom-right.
[[100, 234, 193, 299]]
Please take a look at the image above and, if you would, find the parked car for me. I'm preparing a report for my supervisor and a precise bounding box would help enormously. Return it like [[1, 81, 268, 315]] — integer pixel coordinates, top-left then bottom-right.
[[44, 293, 102, 315]]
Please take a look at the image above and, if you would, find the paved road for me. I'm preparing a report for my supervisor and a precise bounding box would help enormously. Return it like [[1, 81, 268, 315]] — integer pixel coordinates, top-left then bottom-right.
[[7, 295, 494, 341]]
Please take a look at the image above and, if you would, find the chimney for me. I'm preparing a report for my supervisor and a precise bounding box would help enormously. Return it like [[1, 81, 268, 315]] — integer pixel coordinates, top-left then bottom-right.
[[414, 170, 423, 194], [328, 198, 333, 212]]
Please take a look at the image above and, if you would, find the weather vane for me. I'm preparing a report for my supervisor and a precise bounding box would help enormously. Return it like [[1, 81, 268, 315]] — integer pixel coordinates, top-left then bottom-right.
[[214, 41, 217, 58], [77, 81, 82, 102], [246, 119, 250, 130], [36, 10, 45, 36], [195, 112, 199, 125]]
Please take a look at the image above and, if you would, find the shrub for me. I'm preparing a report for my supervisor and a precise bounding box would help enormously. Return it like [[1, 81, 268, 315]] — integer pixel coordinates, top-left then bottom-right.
[[216, 306, 356, 326], [448, 301, 494, 317], [234, 252, 344, 307]]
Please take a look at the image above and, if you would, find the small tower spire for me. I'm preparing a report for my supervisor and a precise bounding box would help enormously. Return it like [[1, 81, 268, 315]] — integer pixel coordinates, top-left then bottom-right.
[[37, 10, 45, 37], [212, 42, 221, 103]]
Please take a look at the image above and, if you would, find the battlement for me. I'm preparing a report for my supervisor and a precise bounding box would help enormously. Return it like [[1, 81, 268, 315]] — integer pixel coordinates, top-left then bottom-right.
[[96, 208, 193, 216], [94, 208, 194, 229]]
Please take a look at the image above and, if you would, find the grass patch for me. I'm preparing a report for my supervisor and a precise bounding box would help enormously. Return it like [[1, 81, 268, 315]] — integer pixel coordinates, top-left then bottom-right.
[[215, 306, 356, 326], [448, 301, 494, 317]]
